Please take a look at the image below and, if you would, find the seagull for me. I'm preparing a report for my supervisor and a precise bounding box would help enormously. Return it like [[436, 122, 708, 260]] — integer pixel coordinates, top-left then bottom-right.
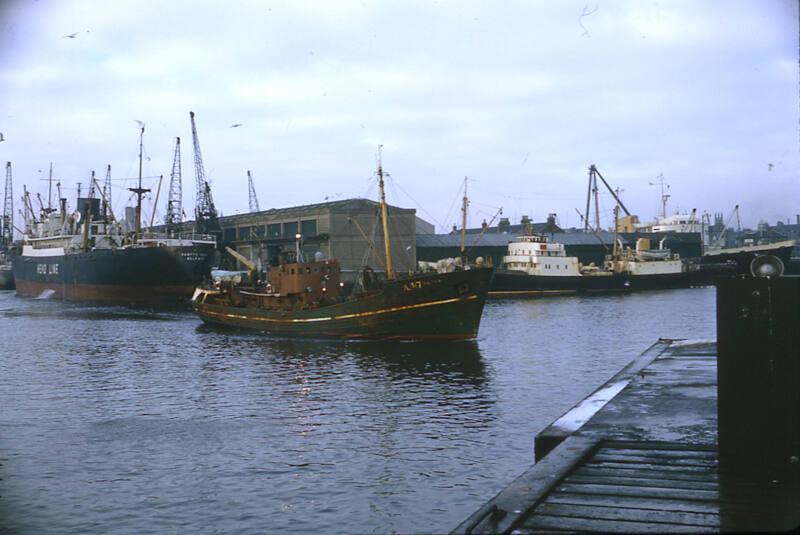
[[768, 163, 774, 171], [230, 123, 243, 128], [63, 32, 79, 39]]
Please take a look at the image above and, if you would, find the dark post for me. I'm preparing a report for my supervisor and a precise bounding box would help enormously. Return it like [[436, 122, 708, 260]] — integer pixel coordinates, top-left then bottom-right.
[[717, 276, 800, 530], [717, 276, 800, 467]]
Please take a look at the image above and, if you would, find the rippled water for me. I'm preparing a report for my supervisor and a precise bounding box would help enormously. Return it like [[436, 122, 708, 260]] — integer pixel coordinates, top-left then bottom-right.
[[0, 287, 716, 534]]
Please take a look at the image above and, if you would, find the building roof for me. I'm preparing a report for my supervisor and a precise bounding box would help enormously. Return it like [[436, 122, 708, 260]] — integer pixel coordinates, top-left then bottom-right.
[[218, 198, 417, 226], [416, 230, 625, 248]]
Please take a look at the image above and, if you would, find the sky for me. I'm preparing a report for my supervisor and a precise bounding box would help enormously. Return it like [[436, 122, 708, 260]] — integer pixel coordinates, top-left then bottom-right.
[[0, 0, 798, 233]]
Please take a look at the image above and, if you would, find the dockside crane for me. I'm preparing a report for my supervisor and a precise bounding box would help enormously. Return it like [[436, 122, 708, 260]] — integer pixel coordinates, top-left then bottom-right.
[[247, 170, 259, 212], [584, 164, 630, 231], [189, 111, 220, 243], [103, 165, 112, 220], [166, 137, 183, 235], [2, 162, 13, 248]]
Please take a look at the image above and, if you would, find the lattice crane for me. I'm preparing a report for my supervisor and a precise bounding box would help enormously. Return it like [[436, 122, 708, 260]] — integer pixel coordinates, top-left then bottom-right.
[[189, 111, 220, 239], [2, 162, 12, 248], [166, 137, 183, 235], [247, 170, 259, 212]]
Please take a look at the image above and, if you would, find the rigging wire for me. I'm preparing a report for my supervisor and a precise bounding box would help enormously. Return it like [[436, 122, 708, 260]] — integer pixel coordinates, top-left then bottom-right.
[[386, 174, 445, 232]]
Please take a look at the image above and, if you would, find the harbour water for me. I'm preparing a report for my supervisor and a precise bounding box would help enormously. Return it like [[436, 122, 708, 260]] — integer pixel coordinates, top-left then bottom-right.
[[0, 287, 716, 534]]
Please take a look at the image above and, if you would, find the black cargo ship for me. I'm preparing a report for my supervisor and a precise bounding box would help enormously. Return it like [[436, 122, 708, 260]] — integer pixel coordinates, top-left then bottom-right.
[[13, 196, 215, 304]]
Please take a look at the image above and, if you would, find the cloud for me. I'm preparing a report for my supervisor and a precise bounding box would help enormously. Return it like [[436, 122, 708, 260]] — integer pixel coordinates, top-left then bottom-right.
[[0, 0, 797, 231]]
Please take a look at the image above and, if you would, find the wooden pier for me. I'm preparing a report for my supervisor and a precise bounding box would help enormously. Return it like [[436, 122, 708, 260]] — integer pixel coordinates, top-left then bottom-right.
[[454, 276, 800, 534]]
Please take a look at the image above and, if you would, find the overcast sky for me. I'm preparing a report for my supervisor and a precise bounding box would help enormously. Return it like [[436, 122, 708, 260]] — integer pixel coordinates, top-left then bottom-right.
[[1, 0, 797, 232]]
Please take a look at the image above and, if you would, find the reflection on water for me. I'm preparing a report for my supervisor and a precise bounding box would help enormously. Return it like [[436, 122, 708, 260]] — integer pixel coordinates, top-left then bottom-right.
[[0, 288, 717, 534]]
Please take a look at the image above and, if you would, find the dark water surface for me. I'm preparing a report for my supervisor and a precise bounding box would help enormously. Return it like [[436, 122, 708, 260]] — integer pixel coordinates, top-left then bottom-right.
[[0, 288, 716, 534]]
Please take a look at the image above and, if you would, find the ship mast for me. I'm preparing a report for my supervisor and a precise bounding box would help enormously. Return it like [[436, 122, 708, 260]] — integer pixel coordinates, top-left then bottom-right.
[[460, 176, 468, 264], [376, 146, 394, 280], [128, 125, 151, 239]]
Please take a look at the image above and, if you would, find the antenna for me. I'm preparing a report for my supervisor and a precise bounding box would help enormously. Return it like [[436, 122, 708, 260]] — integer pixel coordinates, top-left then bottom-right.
[[166, 137, 183, 235], [247, 170, 260, 212]]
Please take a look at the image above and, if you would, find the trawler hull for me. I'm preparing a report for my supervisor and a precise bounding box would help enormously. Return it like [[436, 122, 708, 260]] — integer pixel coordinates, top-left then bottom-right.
[[13, 244, 214, 304], [194, 267, 494, 340]]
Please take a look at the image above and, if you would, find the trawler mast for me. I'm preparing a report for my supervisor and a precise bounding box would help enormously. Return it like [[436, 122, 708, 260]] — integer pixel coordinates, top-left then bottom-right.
[[376, 146, 394, 280]]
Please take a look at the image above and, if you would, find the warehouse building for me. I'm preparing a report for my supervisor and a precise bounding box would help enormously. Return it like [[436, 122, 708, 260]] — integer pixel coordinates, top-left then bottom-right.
[[217, 198, 434, 281]]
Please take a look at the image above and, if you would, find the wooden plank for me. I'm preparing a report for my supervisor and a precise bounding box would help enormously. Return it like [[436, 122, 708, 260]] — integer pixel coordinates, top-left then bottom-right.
[[521, 513, 718, 533], [534, 501, 720, 528], [601, 446, 717, 459], [585, 460, 717, 474], [546, 492, 722, 514], [592, 452, 718, 467], [576, 466, 719, 484], [564, 473, 719, 491], [555, 482, 720, 502]]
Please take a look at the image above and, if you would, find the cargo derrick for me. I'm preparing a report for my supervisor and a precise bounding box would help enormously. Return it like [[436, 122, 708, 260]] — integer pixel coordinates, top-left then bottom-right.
[[189, 111, 220, 245], [166, 137, 182, 236]]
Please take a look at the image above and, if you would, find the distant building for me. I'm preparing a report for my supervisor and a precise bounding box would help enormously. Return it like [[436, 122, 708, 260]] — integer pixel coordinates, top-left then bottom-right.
[[216, 198, 433, 281]]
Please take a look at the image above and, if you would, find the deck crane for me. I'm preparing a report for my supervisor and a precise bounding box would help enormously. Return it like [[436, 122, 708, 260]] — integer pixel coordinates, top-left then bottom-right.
[[189, 111, 220, 243], [2, 162, 13, 248], [166, 137, 183, 235], [247, 170, 260, 212]]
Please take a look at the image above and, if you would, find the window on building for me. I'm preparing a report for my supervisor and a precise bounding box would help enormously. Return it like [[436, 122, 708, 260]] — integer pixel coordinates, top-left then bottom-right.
[[301, 219, 317, 237], [283, 221, 298, 237], [224, 228, 236, 242], [267, 223, 281, 238], [238, 226, 251, 240]]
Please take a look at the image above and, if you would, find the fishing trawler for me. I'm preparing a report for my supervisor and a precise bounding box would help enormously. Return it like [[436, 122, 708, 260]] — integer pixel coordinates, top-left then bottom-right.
[[193, 154, 494, 340], [13, 127, 216, 304]]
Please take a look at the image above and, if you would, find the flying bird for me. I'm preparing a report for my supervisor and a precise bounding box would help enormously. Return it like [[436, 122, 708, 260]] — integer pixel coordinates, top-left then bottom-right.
[[63, 32, 79, 39], [230, 123, 243, 128], [0, 132, 4, 142], [768, 163, 774, 171]]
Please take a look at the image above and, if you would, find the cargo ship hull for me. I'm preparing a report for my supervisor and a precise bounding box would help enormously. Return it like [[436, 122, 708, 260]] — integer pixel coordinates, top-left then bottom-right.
[[490, 268, 691, 297], [701, 240, 795, 276], [489, 269, 628, 297], [194, 267, 494, 340], [14, 244, 214, 304]]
